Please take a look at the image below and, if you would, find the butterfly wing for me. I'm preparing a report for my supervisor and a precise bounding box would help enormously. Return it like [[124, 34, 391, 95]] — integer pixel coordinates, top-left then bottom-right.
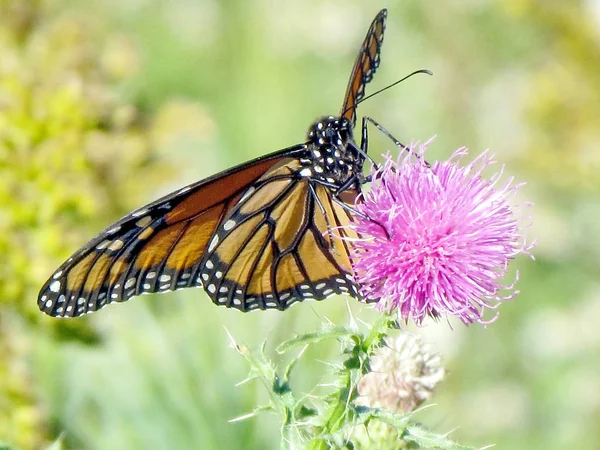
[[340, 9, 387, 127], [38, 145, 305, 317], [38, 10, 390, 318], [199, 159, 360, 311]]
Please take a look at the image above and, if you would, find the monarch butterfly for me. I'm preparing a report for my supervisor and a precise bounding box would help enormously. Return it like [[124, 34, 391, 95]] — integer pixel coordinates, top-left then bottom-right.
[[38, 9, 391, 317]]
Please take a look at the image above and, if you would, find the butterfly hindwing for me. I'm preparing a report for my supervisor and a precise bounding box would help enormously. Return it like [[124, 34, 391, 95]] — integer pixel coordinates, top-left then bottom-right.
[[199, 160, 360, 311]]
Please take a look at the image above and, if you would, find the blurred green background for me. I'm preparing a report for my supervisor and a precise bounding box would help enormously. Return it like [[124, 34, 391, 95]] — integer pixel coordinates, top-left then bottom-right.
[[1, 0, 599, 448]]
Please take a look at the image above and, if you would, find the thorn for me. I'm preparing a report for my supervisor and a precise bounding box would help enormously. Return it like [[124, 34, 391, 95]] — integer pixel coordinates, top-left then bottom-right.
[[235, 376, 257, 387], [345, 299, 358, 329], [223, 326, 237, 350], [229, 411, 256, 423], [297, 343, 309, 360]]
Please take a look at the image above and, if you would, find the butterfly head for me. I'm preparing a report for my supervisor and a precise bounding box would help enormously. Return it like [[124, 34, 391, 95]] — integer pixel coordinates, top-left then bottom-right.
[[307, 115, 352, 144]]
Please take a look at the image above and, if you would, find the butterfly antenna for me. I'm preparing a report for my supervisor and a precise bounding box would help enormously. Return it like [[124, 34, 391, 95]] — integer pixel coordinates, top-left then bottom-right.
[[356, 69, 433, 108]]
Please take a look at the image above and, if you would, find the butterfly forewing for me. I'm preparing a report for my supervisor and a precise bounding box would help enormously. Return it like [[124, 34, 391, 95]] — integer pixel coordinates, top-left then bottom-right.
[[341, 9, 387, 126], [38, 146, 304, 317]]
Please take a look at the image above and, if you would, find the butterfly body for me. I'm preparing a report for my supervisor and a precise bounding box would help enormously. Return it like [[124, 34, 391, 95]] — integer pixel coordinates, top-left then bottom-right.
[[300, 116, 364, 188], [38, 9, 389, 317]]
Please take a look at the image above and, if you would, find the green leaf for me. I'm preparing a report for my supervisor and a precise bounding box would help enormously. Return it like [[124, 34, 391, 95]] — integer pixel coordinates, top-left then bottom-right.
[[276, 327, 357, 353], [402, 425, 476, 450]]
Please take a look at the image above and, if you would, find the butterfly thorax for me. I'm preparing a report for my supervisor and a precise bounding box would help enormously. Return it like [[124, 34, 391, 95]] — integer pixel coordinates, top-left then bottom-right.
[[300, 115, 365, 188]]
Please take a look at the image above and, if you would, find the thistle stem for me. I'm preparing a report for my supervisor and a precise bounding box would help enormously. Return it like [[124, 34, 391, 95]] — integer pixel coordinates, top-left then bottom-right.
[[307, 313, 396, 449]]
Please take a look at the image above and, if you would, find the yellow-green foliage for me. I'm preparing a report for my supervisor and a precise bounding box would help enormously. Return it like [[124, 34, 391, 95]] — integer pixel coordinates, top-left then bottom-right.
[[516, 2, 600, 191], [0, 1, 172, 447]]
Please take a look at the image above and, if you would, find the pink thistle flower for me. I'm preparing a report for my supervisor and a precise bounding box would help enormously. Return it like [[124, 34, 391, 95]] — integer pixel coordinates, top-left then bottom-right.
[[350, 139, 535, 325]]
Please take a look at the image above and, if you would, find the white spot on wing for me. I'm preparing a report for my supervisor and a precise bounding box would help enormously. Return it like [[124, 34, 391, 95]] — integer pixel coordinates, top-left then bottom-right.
[[49, 280, 61, 293], [223, 220, 236, 231], [96, 240, 110, 250], [53, 270, 62, 279], [108, 240, 124, 251], [136, 216, 152, 228], [125, 278, 136, 289], [300, 168, 312, 177], [239, 186, 255, 204], [208, 235, 219, 252], [159, 274, 171, 283], [207, 284, 216, 293]]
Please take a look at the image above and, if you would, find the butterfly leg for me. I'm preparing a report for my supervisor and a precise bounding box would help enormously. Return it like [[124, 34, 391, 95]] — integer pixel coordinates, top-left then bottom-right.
[[315, 176, 371, 221], [331, 194, 390, 239], [309, 182, 340, 250], [316, 174, 391, 240], [357, 115, 402, 183], [363, 116, 431, 168], [349, 117, 377, 167], [362, 116, 407, 151]]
